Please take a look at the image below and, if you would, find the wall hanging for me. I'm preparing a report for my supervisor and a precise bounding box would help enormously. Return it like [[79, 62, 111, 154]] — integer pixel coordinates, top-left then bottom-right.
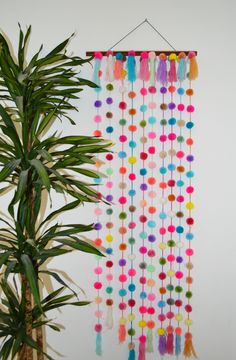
[[87, 18, 198, 359]]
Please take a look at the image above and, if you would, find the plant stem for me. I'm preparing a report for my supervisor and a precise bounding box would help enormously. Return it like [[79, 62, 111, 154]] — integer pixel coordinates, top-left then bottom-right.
[[36, 324, 44, 360]]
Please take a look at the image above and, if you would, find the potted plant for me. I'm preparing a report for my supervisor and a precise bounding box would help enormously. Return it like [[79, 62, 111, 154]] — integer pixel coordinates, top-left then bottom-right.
[[0, 25, 110, 359]]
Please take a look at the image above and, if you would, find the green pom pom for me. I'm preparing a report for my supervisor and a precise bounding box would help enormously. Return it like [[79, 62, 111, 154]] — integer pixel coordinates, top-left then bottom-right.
[[106, 286, 113, 294], [159, 257, 166, 265], [106, 83, 113, 91], [128, 328, 135, 336], [119, 212, 127, 220], [128, 237, 135, 245], [106, 208, 113, 215], [140, 120, 147, 128], [177, 135, 184, 143], [119, 118, 126, 126], [160, 119, 167, 126], [167, 240, 176, 247], [186, 291, 193, 298], [175, 286, 183, 293], [166, 284, 174, 291]]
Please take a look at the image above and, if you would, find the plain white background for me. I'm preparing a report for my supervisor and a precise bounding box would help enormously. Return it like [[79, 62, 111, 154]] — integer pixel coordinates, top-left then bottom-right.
[[0, 0, 236, 359]]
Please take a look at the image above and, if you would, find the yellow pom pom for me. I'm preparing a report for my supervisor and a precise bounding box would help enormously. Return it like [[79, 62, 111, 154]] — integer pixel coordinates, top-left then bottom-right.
[[119, 317, 126, 325], [128, 314, 135, 322], [128, 156, 137, 164], [159, 242, 166, 250], [157, 328, 165, 336], [106, 234, 113, 243], [185, 318, 193, 326], [139, 320, 146, 328], [186, 202, 194, 210], [175, 314, 183, 322], [169, 53, 177, 61], [167, 270, 175, 277]]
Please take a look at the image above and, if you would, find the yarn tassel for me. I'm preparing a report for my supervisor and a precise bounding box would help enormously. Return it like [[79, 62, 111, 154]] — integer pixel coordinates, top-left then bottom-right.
[[183, 332, 198, 358], [127, 50, 136, 82], [175, 334, 181, 356], [118, 323, 126, 343], [138, 340, 146, 360], [106, 305, 113, 329], [148, 51, 156, 85], [168, 53, 177, 82], [157, 53, 167, 84], [166, 332, 174, 355], [93, 52, 103, 89], [177, 52, 187, 81], [96, 332, 102, 356], [158, 333, 167, 356], [188, 51, 198, 80], [139, 51, 150, 81], [128, 348, 135, 360], [106, 51, 114, 82], [114, 52, 124, 80], [146, 328, 154, 353]]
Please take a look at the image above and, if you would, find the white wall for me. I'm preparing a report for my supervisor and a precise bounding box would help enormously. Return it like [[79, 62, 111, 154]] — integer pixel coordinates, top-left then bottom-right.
[[1, 0, 236, 359]]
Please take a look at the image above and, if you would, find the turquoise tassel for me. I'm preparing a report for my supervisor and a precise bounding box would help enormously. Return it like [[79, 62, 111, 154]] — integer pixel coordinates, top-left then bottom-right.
[[146, 328, 154, 352], [175, 334, 181, 356], [96, 332, 102, 356], [177, 57, 186, 81], [127, 51, 136, 82], [128, 348, 135, 360], [93, 56, 102, 92]]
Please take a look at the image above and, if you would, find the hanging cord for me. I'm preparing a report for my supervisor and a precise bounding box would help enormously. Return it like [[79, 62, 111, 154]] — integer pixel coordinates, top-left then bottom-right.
[[108, 18, 176, 51]]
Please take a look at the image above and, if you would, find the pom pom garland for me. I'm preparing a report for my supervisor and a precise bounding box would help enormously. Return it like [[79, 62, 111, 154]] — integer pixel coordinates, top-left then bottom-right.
[[91, 51, 198, 359]]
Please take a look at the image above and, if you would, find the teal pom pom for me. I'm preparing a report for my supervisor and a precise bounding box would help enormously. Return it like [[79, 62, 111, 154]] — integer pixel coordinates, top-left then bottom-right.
[[116, 52, 123, 60]]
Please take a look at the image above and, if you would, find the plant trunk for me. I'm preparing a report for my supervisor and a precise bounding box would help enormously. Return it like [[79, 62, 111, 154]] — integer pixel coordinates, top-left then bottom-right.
[[36, 323, 44, 360], [17, 275, 33, 360]]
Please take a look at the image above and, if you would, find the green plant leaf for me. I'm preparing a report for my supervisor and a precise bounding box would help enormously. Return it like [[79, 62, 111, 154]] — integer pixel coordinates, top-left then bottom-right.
[[29, 159, 50, 190], [0, 159, 21, 182], [12, 169, 29, 204]]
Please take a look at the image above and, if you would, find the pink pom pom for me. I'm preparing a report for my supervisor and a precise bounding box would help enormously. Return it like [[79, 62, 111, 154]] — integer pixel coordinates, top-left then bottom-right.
[[94, 51, 103, 59], [188, 51, 196, 59], [128, 50, 135, 56]]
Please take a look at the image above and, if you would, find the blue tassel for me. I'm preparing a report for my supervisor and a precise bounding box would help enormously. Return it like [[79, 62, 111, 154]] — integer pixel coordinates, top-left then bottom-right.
[[96, 332, 102, 356], [128, 348, 135, 360], [175, 334, 181, 356], [177, 57, 186, 81], [127, 51, 136, 82]]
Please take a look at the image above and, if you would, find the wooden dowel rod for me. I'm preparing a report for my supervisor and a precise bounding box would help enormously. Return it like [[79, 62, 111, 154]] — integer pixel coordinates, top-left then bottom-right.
[[86, 50, 198, 57]]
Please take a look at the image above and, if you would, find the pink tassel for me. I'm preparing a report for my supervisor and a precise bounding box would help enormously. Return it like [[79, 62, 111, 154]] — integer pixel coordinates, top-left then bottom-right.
[[139, 51, 150, 81], [166, 333, 174, 354], [118, 323, 126, 343], [114, 52, 124, 80], [138, 336, 146, 360], [168, 53, 177, 82]]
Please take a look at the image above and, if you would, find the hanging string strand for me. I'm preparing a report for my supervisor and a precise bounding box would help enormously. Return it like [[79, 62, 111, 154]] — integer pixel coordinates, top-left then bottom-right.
[[107, 18, 176, 52]]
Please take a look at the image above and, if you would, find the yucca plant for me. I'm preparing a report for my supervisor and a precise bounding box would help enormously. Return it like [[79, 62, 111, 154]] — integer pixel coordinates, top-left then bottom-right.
[[0, 26, 110, 359]]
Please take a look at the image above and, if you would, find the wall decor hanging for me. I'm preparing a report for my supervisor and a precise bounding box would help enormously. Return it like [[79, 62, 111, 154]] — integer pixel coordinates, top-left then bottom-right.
[[87, 18, 198, 359]]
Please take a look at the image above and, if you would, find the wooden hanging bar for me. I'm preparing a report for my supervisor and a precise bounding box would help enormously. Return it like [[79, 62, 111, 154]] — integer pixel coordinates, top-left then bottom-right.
[[86, 50, 198, 57]]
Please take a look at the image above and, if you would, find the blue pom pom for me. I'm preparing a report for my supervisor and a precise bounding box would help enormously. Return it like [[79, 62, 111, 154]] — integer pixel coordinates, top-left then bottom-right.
[[106, 126, 113, 133], [168, 163, 176, 171], [186, 170, 194, 178], [147, 220, 156, 228], [128, 284, 136, 292], [177, 87, 185, 95], [148, 116, 156, 125], [119, 289, 127, 297], [140, 104, 148, 112], [160, 166, 167, 174], [176, 226, 184, 234], [186, 121, 194, 129], [128, 189, 136, 197], [168, 117, 176, 125], [140, 168, 147, 176], [118, 151, 127, 159], [116, 52, 123, 60], [158, 300, 166, 308], [106, 247, 113, 255], [176, 180, 184, 187], [129, 140, 136, 148], [140, 291, 147, 299], [186, 232, 194, 240], [94, 177, 102, 184]]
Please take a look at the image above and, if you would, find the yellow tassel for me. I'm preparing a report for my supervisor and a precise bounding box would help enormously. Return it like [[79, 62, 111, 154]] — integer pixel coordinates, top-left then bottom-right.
[[183, 332, 197, 358], [188, 51, 198, 80]]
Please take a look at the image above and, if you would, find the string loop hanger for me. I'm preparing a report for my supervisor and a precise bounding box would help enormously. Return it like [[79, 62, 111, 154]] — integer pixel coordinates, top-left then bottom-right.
[[108, 18, 177, 52]]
